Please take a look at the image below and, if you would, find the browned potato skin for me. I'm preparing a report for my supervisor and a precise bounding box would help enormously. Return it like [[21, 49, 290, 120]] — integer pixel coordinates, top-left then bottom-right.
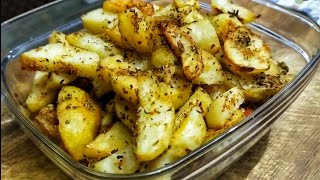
[[35, 104, 60, 141], [57, 86, 101, 161], [161, 22, 203, 80]]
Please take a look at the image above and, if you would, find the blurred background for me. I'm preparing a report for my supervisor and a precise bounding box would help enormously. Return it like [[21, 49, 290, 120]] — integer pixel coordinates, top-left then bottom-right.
[[1, 0, 54, 22]]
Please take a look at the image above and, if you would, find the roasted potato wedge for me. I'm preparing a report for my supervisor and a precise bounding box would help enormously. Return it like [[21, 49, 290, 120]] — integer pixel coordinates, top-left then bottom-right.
[[181, 18, 221, 54], [205, 87, 245, 129], [49, 31, 68, 45], [135, 74, 175, 161], [114, 95, 137, 133], [192, 50, 225, 85], [211, 0, 257, 24], [26, 71, 76, 112], [161, 22, 203, 80], [224, 26, 271, 71], [57, 86, 101, 161], [224, 71, 293, 102], [92, 77, 113, 98], [100, 25, 132, 49], [83, 122, 133, 159], [161, 76, 193, 110], [66, 32, 121, 58], [21, 43, 100, 78], [170, 106, 206, 155], [111, 74, 138, 104], [93, 144, 140, 174], [204, 108, 245, 143], [81, 8, 118, 34], [209, 13, 243, 42], [175, 87, 212, 130], [118, 8, 162, 53], [202, 84, 228, 101]]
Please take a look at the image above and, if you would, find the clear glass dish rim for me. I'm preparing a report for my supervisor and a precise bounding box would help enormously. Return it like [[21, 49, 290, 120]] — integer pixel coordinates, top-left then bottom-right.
[[1, 0, 320, 179]]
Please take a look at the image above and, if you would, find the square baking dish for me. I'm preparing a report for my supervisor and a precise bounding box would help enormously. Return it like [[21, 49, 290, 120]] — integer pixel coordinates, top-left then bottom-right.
[[1, 0, 319, 179]]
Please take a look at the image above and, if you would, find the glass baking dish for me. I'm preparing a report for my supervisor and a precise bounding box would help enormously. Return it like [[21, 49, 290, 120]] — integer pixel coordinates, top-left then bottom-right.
[[1, 0, 319, 179]]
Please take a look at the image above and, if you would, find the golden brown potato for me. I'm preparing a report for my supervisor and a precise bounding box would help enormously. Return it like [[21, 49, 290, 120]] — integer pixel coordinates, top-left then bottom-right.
[[111, 74, 138, 104], [35, 104, 60, 141], [20, 43, 100, 78], [100, 25, 132, 49], [83, 122, 133, 159], [224, 26, 271, 71], [181, 19, 221, 54], [175, 87, 212, 130], [160, 76, 193, 110], [135, 74, 175, 161], [170, 106, 206, 156], [208, 13, 243, 42], [57, 86, 101, 161], [192, 50, 225, 85], [151, 46, 177, 69], [161, 22, 203, 80], [81, 8, 118, 34], [204, 108, 245, 143], [205, 87, 245, 129], [49, 31, 68, 45], [118, 8, 162, 53], [103, 0, 142, 13], [114, 95, 137, 133], [93, 144, 140, 174], [177, 6, 203, 25], [224, 71, 294, 102], [211, 0, 257, 24], [26, 71, 76, 112], [66, 32, 121, 58]]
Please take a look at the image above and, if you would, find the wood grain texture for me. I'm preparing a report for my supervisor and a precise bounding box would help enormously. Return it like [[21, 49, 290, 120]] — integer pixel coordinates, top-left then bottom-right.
[[1, 68, 319, 180]]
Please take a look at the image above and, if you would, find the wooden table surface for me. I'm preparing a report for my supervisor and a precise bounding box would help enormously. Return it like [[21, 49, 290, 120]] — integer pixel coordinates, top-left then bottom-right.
[[1, 68, 320, 180]]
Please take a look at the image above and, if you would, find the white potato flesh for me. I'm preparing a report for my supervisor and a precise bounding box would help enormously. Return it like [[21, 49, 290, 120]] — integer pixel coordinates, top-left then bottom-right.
[[170, 106, 206, 155], [111, 74, 138, 104], [181, 19, 221, 54], [66, 32, 121, 58], [26, 71, 76, 112], [209, 13, 243, 42], [20, 43, 100, 78], [211, 0, 257, 24], [175, 87, 212, 130], [192, 50, 225, 85], [83, 122, 133, 159], [135, 75, 175, 161], [93, 144, 140, 174], [205, 87, 245, 129], [81, 8, 118, 34], [114, 95, 137, 133]]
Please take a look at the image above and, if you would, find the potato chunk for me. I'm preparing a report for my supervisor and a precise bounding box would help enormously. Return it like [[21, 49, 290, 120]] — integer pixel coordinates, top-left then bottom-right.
[[205, 87, 245, 129], [192, 50, 225, 85], [118, 8, 162, 53], [111, 74, 138, 104], [181, 19, 221, 54], [211, 0, 257, 24], [20, 43, 100, 78], [224, 26, 271, 71], [57, 86, 101, 161], [81, 8, 118, 34], [93, 144, 140, 174], [175, 87, 212, 130], [161, 22, 203, 80], [66, 32, 121, 58], [135, 74, 175, 161], [114, 95, 137, 133], [83, 122, 133, 159], [209, 13, 243, 42], [26, 71, 76, 112]]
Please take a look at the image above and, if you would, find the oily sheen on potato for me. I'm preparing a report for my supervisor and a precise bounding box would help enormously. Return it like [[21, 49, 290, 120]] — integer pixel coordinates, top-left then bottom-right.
[[20, 0, 294, 175]]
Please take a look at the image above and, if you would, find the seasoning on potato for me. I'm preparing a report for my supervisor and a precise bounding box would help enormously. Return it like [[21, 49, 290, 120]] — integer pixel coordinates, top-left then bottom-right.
[[20, 0, 293, 174]]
